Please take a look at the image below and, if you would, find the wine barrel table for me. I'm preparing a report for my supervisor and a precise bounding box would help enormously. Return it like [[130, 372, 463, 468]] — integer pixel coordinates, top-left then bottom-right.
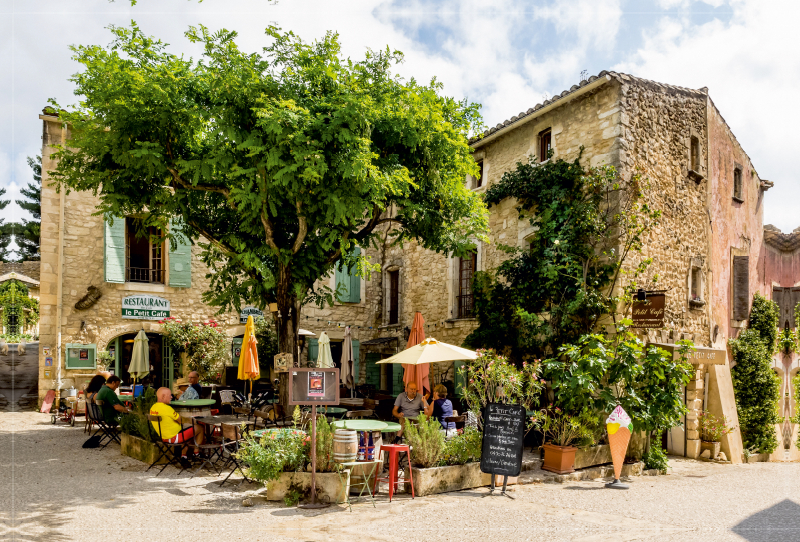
[[333, 429, 359, 463]]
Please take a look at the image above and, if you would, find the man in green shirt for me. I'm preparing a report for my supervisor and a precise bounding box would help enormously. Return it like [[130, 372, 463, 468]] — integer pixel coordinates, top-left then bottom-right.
[[95, 375, 130, 424]]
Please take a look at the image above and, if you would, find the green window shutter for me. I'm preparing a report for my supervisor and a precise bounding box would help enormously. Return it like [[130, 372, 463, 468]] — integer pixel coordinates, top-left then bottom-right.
[[104, 215, 126, 283], [231, 337, 243, 367], [168, 218, 192, 288], [352, 339, 360, 385], [349, 247, 361, 303], [307, 338, 319, 363], [365, 353, 381, 388]]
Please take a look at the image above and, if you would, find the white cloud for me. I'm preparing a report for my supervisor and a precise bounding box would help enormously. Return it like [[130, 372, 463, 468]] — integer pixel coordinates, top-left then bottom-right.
[[614, 0, 800, 231]]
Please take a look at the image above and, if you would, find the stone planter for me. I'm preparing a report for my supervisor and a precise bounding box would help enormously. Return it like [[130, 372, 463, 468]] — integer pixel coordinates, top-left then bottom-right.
[[573, 444, 612, 469], [406, 462, 486, 497], [265, 471, 349, 504], [701, 441, 721, 459], [542, 443, 577, 474], [121, 433, 166, 465]]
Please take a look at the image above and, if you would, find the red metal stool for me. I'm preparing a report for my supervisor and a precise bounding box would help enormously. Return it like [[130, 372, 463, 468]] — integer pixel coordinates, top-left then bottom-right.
[[372, 444, 414, 502]]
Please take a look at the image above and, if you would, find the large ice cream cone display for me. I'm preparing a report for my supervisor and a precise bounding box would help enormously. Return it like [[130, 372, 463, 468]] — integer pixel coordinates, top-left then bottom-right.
[[605, 405, 632, 489]]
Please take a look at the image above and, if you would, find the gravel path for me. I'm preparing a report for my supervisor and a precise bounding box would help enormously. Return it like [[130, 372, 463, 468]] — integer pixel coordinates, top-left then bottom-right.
[[2, 411, 800, 542]]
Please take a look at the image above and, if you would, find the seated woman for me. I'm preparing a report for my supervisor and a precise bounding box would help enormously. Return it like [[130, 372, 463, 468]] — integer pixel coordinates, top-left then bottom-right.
[[430, 384, 456, 433], [84, 374, 107, 403]]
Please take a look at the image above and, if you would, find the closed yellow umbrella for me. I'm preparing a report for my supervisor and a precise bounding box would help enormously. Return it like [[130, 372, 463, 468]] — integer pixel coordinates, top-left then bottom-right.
[[237, 315, 260, 398]]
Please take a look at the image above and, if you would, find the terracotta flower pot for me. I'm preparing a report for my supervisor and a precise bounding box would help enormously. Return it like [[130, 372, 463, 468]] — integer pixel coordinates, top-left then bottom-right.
[[542, 443, 577, 474]]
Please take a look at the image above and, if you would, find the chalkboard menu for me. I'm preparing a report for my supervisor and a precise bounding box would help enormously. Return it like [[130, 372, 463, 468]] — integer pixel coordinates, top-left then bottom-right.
[[480, 403, 526, 477]]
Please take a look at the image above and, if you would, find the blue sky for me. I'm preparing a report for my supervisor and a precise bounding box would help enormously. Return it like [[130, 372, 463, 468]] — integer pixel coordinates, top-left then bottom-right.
[[2, 0, 798, 234]]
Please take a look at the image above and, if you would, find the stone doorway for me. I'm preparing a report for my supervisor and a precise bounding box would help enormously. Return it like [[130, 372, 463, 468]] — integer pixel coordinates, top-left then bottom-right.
[[107, 332, 174, 389]]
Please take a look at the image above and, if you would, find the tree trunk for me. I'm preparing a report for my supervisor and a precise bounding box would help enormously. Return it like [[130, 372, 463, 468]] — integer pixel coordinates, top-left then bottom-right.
[[275, 264, 300, 412]]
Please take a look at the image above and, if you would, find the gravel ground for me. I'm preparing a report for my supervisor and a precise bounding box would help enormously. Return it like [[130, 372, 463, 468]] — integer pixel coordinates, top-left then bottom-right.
[[3, 411, 800, 542]]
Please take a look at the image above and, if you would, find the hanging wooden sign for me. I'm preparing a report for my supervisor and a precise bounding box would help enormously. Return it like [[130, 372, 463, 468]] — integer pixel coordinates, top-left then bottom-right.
[[631, 292, 666, 329]]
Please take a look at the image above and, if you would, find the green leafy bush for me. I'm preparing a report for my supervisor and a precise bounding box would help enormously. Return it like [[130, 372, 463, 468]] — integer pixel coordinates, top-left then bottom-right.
[[237, 428, 310, 484], [730, 294, 781, 454], [119, 388, 159, 441], [440, 427, 482, 466], [404, 415, 445, 468], [159, 317, 228, 383], [642, 445, 668, 472]]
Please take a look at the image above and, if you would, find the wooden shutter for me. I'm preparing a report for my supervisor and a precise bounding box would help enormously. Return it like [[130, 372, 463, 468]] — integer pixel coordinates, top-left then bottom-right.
[[733, 255, 750, 321], [307, 338, 319, 364], [365, 353, 381, 388], [349, 247, 361, 303], [335, 246, 361, 303], [351, 339, 360, 385], [104, 215, 126, 283], [168, 218, 192, 288]]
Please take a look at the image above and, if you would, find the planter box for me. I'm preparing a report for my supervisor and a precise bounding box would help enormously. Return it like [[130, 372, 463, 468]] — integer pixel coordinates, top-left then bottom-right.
[[542, 443, 577, 474], [574, 444, 612, 469], [701, 441, 721, 459], [406, 462, 486, 497], [121, 433, 167, 465], [265, 471, 349, 504]]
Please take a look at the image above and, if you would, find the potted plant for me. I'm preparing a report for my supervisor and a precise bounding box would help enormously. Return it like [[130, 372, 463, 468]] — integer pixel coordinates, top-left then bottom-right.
[[698, 410, 735, 459], [537, 407, 588, 474], [96, 350, 113, 372]]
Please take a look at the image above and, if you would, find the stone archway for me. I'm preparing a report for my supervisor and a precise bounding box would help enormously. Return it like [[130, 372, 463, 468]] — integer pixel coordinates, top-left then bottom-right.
[[96, 321, 164, 351]]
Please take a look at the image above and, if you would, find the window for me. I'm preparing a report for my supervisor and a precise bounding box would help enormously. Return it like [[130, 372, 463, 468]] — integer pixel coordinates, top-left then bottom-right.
[[539, 129, 552, 162], [690, 136, 700, 172], [733, 255, 749, 321], [475, 160, 484, 188], [457, 252, 477, 318], [125, 218, 164, 284], [388, 270, 399, 325], [733, 167, 743, 201]]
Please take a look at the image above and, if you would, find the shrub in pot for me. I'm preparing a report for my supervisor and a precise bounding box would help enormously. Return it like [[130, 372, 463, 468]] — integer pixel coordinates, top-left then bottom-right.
[[404, 414, 445, 468], [698, 410, 735, 459], [536, 407, 591, 474]]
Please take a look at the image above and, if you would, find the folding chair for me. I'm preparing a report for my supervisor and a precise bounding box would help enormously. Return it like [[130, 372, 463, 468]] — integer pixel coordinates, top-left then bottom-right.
[[188, 417, 222, 478], [346, 410, 374, 420], [252, 407, 277, 430], [146, 414, 188, 476], [219, 423, 252, 487], [91, 400, 121, 447]]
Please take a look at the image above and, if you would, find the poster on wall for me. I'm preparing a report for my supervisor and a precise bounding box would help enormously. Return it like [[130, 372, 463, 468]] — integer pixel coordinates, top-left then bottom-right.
[[45, 357, 53, 366], [121, 295, 171, 320], [631, 292, 666, 329], [43, 347, 51, 356]]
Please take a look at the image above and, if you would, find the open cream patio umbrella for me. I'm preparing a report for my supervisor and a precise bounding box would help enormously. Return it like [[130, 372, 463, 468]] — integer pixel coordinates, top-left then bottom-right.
[[237, 315, 260, 399], [376, 338, 479, 366], [130, 329, 150, 394], [316, 332, 334, 368]]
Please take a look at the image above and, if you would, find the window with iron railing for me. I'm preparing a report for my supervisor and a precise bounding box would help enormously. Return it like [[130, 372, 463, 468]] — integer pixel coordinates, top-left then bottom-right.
[[457, 252, 477, 319], [125, 217, 165, 284], [388, 270, 399, 325]]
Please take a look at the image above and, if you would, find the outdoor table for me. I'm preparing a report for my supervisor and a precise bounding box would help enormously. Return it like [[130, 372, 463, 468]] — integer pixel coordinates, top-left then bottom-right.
[[249, 428, 285, 439], [303, 406, 348, 418], [331, 420, 388, 431], [380, 422, 402, 433], [171, 399, 216, 417], [118, 395, 135, 404], [337, 460, 380, 511], [194, 415, 255, 428], [338, 398, 365, 408]]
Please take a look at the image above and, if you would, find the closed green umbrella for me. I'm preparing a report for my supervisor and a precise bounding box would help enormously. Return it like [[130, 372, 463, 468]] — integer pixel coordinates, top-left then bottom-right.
[[130, 329, 150, 393]]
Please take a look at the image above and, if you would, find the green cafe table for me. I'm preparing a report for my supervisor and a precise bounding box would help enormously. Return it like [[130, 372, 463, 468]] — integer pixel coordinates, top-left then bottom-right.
[[171, 399, 216, 417], [332, 420, 388, 462], [303, 406, 348, 418]]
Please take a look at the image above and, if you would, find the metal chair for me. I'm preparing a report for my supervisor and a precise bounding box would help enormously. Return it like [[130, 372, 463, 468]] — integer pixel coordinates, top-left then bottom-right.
[[444, 415, 466, 432], [346, 410, 374, 419], [145, 414, 188, 476], [219, 422, 251, 487], [91, 400, 120, 447], [252, 407, 277, 430], [188, 417, 222, 478]]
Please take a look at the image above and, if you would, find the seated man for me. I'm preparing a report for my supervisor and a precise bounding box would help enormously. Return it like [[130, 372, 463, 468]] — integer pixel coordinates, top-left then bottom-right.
[[95, 375, 130, 424], [392, 382, 430, 437], [150, 387, 197, 468], [176, 377, 199, 400], [187, 371, 203, 398]]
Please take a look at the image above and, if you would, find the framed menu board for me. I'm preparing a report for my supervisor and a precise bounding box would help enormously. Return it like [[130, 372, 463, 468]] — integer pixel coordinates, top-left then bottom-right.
[[288, 368, 340, 406], [480, 403, 526, 477]]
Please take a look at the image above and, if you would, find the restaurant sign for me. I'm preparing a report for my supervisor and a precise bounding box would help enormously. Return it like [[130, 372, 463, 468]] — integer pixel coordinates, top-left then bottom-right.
[[240, 306, 264, 324], [631, 293, 665, 329], [649, 343, 727, 365], [122, 295, 171, 320]]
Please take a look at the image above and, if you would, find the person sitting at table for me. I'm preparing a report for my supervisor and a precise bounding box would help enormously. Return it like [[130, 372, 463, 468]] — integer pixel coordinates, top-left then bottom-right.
[[149, 387, 198, 468], [175, 377, 199, 400], [392, 382, 430, 437], [95, 375, 130, 424], [429, 384, 456, 434], [187, 371, 203, 397], [84, 374, 107, 403]]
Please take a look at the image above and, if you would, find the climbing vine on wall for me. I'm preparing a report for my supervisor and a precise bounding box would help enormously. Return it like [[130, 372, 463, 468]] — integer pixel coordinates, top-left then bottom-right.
[[0, 280, 39, 337], [729, 293, 781, 454]]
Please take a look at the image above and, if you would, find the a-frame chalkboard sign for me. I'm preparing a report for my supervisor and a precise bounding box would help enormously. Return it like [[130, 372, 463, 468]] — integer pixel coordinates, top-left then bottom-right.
[[480, 403, 526, 499]]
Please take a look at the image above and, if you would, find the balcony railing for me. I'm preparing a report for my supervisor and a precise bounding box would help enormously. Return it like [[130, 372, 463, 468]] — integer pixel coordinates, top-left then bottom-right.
[[126, 267, 164, 284]]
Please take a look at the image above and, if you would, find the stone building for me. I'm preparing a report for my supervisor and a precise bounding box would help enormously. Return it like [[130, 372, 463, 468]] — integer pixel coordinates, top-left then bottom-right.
[[36, 113, 249, 401], [0, 261, 40, 336], [304, 71, 780, 463]]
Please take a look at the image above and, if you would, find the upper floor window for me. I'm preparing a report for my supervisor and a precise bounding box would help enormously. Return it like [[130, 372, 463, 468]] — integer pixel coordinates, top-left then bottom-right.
[[733, 167, 743, 202], [475, 160, 484, 188], [690, 136, 700, 172], [387, 270, 399, 325], [457, 251, 477, 319], [539, 129, 552, 162], [126, 217, 164, 284]]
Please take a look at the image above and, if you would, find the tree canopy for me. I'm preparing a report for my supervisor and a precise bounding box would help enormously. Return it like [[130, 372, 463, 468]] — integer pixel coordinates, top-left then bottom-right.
[[50, 24, 488, 354], [11, 156, 42, 261], [0, 188, 11, 263]]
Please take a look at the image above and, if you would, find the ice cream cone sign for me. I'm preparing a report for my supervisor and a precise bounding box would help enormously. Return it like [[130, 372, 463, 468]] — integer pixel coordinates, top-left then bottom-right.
[[605, 405, 632, 489]]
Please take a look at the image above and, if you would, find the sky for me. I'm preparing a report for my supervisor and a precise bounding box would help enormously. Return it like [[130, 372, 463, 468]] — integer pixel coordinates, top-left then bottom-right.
[[1, 0, 799, 234]]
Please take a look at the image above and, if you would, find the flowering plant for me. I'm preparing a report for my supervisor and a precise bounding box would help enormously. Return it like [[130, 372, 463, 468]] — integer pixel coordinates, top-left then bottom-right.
[[698, 411, 736, 443], [459, 349, 544, 428], [159, 317, 228, 383], [534, 406, 591, 447]]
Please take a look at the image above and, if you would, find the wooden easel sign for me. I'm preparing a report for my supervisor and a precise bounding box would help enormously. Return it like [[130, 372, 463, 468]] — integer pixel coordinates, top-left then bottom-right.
[[480, 402, 525, 499]]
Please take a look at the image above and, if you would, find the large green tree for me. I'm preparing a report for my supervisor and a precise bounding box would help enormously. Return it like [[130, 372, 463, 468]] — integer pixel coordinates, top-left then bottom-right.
[[11, 156, 42, 261], [50, 25, 488, 368]]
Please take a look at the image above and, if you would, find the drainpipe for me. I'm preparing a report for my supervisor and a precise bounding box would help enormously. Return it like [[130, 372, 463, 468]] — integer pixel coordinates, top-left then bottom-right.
[[54, 122, 67, 407]]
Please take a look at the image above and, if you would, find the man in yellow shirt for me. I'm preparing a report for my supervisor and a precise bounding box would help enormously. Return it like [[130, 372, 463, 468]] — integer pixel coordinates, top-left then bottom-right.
[[150, 387, 195, 467]]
